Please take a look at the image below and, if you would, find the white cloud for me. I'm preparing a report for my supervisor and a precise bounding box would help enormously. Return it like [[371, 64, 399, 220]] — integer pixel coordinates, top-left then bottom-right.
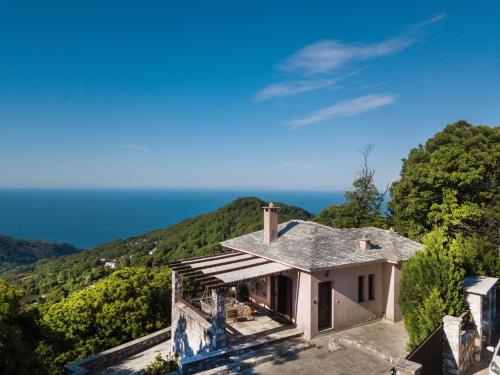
[[287, 94, 395, 128], [119, 144, 150, 152], [280, 14, 444, 75], [255, 70, 360, 101], [255, 79, 339, 102]]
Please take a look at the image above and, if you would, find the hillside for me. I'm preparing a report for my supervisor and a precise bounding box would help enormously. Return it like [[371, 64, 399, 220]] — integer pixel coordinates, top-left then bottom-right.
[[0, 235, 81, 272], [1, 197, 312, 302]]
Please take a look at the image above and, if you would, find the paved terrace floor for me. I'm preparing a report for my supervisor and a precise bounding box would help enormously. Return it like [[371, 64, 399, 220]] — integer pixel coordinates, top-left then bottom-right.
[[242, 334, 394, 375], [245, 320, 409, 375], [330, 319, 410, 359], [227, 312, 299, 347]]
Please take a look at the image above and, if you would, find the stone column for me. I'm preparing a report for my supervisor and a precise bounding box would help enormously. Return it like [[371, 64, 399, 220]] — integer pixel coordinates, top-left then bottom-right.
[[172, 270, 183, 306], [210, 287, 227, 350], [171, 270, 184, 355], [466, 292, 483, 354], [443, 315, 461, 375], [491, 288, 497, 346]]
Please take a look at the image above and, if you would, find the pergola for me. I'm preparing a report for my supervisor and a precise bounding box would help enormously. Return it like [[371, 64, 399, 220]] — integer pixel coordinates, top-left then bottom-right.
[[167, 251, 293, 352], [167, 251, 292, 289]]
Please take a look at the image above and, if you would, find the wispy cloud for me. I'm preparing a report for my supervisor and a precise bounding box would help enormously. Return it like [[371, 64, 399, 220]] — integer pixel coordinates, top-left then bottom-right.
[[255, 70, 360, 101], [119, 144, 150, 152], [287, 94, 395, 128], [255, 14, 444, 102], [280, 14, 444, 75]]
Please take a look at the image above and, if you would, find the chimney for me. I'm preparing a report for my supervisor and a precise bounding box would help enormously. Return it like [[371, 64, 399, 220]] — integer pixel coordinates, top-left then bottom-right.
[[263, 202, 279, 244], [359, 238, 371, 250]]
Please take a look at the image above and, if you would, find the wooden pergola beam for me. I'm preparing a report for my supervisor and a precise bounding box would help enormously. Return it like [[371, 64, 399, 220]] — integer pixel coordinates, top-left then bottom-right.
[[200, 276, 224, 286], [165, 251, 238, 267], [179, 257, 265, 278]]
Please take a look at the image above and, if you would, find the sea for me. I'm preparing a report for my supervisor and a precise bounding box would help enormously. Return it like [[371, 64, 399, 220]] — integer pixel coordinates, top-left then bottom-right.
[[0, 189, 345, 249]]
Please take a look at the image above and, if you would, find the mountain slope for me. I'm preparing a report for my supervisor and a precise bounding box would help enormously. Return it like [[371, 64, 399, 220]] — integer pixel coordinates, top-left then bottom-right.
[[2, 197, 312, 302], [0, 236, 80, 271]]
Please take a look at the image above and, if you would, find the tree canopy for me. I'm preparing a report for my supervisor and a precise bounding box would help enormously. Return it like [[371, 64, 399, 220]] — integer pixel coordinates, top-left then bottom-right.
[[40, 267, 171, 369], [389, 121, 499, 242], [315, 145, 389, 228], [398, 230, 466, 350], [394, 122, 499, 350], [0, 279, 46, 374]]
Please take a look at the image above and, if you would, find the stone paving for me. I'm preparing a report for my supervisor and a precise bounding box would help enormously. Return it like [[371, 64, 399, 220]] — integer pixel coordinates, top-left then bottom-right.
[[227, 313, 300, 347], [93, 320, 409, 374], [330, 319, 409, 360], [242, 335, 393, 375], [94, 314, 296, 374]]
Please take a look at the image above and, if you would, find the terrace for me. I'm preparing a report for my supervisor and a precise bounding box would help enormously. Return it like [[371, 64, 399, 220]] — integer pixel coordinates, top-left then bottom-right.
[[167, 250, 302, 372]]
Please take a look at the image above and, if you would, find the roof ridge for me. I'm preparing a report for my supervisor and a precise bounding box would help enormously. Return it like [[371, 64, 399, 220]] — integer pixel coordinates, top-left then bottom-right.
[[291, 219, 340, 231]]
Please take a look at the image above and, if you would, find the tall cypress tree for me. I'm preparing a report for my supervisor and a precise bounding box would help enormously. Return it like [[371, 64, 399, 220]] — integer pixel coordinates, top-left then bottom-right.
[[399, 229, 465, 349]]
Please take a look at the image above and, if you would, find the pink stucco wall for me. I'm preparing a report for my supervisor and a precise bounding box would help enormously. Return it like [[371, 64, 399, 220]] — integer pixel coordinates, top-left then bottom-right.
[[247, 270, 315, 337], [383, 262, 402, 322], [248, 278, 272, 309], [246, 261, 402, 339], [294, 271, 313, 338], [307, 262, 386, 333]]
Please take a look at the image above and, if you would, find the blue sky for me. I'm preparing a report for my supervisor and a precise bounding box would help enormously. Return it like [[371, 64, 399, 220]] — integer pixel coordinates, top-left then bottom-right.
[[1, 1, 499, 190]]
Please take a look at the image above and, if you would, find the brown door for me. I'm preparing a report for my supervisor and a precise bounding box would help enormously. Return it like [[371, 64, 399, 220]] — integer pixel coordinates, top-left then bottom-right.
[[318, 281, 331, 330], [277, 275, 292, 319]]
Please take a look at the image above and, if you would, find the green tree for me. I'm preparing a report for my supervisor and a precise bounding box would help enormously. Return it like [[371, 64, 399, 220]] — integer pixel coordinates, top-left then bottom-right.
[[414, 288, 447, 346], [0, 279, 46, 374], [315, 145, 389, 228], [389, 121, 499, 242], [40, 267, 172, 369], [398, 230, 465, 349]]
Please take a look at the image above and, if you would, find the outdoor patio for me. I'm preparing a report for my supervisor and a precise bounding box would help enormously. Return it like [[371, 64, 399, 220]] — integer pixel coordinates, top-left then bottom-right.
[[226, 305, 301, 347], [188, 294, 301, 348]]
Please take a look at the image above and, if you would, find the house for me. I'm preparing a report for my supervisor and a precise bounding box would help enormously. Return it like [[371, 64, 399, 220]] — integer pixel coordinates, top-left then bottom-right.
[[104, 260, 117, 269], [168, 203, 422, 360]]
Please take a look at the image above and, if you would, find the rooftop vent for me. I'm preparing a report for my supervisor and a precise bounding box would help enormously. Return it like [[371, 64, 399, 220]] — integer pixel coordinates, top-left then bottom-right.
[[359, 238, 372, 250], [263, 202, 280, 244]]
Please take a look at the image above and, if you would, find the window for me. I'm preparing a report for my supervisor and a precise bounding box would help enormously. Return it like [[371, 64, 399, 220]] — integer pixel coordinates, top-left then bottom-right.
[[368, 274, 375, 300], [358, 275, 364, 303]]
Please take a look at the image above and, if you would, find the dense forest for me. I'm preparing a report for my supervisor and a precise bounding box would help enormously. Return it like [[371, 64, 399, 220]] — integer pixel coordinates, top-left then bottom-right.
[[0, 236, 80, 272], [0, 121, 498, 373]]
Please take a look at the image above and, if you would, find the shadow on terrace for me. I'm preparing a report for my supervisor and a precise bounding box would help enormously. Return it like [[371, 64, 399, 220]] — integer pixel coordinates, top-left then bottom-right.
[[186, 286, 295, 348]]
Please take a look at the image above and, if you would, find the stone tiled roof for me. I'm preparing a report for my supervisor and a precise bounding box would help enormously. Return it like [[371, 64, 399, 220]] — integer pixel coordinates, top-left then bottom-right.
[[221, 220, 422, 272]]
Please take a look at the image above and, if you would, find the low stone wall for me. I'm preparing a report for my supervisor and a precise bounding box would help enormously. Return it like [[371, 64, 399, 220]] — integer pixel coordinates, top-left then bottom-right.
[[171, 300, 213, 358], [443, 314, 478, 375], [394, 358, 422, 375], [459, 330, 476, 373], [65, 327, 171, 375]]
